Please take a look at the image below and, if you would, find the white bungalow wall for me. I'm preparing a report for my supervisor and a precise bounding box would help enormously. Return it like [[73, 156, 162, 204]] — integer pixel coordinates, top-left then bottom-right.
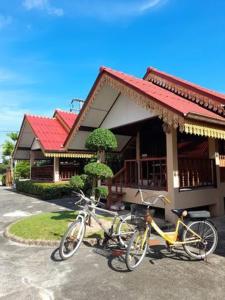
[[68, 130, 131, 152], [100, 94, 155, 129], [14, 120, 36, 160], [68, 85, 155, 151]]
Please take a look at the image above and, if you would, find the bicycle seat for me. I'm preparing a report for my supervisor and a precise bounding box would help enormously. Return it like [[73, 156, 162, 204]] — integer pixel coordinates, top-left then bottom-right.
[[171, 209, 187, 218]]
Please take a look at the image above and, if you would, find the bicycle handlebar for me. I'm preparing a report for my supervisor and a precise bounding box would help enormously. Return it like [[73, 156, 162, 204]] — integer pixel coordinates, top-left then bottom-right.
[[135, 189, 171, 206], [73, 190, 99, 206]]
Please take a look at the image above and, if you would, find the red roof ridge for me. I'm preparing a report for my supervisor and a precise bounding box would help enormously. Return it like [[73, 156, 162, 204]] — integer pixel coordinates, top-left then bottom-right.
[[25, 113, 53, 120], [55, 108, 78, 116], [144, 66, 225, 101], [101, 66, 144, 82]]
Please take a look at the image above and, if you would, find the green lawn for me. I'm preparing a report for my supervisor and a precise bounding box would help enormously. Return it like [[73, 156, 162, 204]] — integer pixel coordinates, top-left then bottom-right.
[[9, 210, 112, 241]]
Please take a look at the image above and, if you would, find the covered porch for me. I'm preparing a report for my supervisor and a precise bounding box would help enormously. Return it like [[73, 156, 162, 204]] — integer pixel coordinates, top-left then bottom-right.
[[30, 150, 91, 182], [107, 117, 217, 210]]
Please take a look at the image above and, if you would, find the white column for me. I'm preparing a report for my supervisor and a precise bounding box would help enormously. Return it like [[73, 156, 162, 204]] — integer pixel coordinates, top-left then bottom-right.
[[208, 138, 224, 216], [165, 126, 179, 223], [136, 131, 141, 185], [54, 157, 60, 182], [30, 151, 35, 180]]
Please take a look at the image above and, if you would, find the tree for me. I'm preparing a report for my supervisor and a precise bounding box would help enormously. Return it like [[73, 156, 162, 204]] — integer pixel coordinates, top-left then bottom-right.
[[84, 129, 117, 199], [85, 128, 117, 162], [2, 132, 18, 165], [14, 161, 30, 179]]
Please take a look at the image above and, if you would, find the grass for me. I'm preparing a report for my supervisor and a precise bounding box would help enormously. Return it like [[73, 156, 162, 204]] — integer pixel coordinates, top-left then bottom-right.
[[9, 210, 113, 241]]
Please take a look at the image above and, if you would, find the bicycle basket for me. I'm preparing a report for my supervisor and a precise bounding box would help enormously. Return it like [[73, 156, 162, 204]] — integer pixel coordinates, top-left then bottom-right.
[[130, 204, 153, 227], [131, 204, 155, 227]]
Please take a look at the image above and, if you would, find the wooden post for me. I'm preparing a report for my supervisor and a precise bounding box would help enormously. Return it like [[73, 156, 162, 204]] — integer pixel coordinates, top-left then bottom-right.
[[136, 131, 141, 186], [54, 157, 60, 182], [165, 126, 179, 223], [208, 138, 224, 216], [30, 151, 35, 180]]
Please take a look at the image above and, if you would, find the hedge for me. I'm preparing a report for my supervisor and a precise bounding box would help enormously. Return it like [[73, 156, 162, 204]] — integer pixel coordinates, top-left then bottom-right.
[[16, 180, 72, 200]]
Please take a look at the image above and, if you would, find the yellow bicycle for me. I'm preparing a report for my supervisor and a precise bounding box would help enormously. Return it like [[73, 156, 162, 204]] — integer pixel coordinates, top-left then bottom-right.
[[125, 189, 218, 271]]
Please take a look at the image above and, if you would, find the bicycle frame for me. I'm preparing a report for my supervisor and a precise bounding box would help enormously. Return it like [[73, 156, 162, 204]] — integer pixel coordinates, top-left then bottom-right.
[[143, 215, 203, 246], [76, 203, 124, 238]]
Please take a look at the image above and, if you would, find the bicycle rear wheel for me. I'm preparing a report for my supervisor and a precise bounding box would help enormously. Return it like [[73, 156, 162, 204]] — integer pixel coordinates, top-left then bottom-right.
[[182, 220, 218, 259], [117, 214, 135, 248], [125, 229, 148, 271], [59, 218, 86, 260]]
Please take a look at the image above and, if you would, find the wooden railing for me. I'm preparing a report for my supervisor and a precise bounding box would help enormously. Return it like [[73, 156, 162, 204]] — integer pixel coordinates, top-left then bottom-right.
[[219, 155, 225, 167], [108, 167, 125, 194], [124, 158, 167, 190], [107, 167, 125, 208], [31, 165, 54, 181], [217, 155, 225, 182], [60, 165, 78, 181], [178, 158, 216, 189]]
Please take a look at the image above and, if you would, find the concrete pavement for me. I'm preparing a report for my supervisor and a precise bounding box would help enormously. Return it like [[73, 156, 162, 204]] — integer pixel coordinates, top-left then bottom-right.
[[1, 186, 225, 300]]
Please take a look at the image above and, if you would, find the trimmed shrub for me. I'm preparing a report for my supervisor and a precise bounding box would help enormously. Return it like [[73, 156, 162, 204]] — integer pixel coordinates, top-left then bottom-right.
[[95, 186, 108, 199], [84, 162, 113, 179], [85, 128, 117, 152], [70, 175, 85, 191], [15, 180, 72, 200]]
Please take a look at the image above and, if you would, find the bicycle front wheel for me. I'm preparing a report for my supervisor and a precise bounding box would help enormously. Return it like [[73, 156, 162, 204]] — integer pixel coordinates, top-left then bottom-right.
[[117, 214, 135, 248], [183, 220, 218, 259], [125, 229, 148, 271], [59, 218, 86, 260]]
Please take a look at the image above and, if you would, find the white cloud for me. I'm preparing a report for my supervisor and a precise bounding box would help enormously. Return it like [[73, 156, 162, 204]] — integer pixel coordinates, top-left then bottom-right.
[[72, 0, 167, 20], [0, 15, 12, 30], [140, 0, 164, 12], [23, 0, 64, 17]]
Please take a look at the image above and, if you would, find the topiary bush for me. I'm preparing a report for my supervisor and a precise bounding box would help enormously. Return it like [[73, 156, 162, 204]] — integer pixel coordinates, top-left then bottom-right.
[[84, 162, 113, 179], [16, 180, 72, 200], [95, 186, 108, 199], [85, 128, 117, 153], [70, 175, 85, 191]]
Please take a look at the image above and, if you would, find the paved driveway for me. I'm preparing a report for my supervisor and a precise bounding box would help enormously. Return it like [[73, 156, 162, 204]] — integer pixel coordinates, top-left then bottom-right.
[[1, 186, 225, 300]]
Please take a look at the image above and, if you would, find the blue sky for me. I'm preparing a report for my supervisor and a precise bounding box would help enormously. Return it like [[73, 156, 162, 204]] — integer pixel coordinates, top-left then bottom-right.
[[0, 0, 225, 156]]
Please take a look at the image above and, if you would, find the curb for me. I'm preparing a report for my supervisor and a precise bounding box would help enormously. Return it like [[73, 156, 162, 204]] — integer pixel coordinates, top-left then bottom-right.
[[4, 223, 97, 247], [4, 224, 59, 247]]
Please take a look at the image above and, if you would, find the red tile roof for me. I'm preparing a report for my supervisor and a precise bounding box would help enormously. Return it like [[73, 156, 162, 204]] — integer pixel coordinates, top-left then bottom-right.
[[55, 109, 77, 129], [100, 66, 225, 122], [144, 67, 225, 104], [26, 110, 77, 151]]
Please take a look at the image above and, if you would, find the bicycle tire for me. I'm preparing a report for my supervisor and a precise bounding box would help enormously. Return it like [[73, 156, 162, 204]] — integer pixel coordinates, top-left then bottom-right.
[[117, 214, 135, 248], [125, 229, 148, 271], [182, 220, 218, 259], [59, 218, 86, 260]]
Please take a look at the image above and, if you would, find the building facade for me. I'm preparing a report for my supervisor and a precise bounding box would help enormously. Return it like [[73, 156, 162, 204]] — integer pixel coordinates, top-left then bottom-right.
[[14, 66, 225, 222]]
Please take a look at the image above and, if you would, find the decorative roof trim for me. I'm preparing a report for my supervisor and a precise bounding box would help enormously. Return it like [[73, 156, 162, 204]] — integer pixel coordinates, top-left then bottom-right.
[[44, 152, 94, 158], [146, 72, 225, 116], [183, 120, 225, 140], [103, 74, 185, 128]]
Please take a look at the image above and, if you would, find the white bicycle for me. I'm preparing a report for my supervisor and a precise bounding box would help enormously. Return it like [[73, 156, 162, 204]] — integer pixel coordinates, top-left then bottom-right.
[[59, 190, 134, 260]]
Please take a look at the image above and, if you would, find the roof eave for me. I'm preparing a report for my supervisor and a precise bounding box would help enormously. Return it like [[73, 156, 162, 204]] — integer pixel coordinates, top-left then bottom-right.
[[186, 113, 225, 127]]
